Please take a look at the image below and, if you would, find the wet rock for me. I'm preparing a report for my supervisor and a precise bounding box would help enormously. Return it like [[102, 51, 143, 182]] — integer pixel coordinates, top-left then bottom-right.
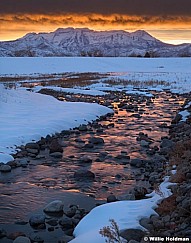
[[84, 142, 94, 148], [13, 236, 31, 243], [29, 214, 45, 227], [29, 233, 44, 243], [49, 152, 63, 158], [133, 186, 148, 199], [89, 137, 104, 144], [137, 132, 152, 142], [25, 142, 40, 151], [46, 219, 58, 226], [15, 150, 28, 158], [17, 158, 29, 167], [140, 218, 154, 231], [107, 194, 117, 203], [159, 122, 168, 128], [150, 215, 164, 229], [59, 216, 74, 229], [160, 138, 174, 149], [49, 139, 63, 153], [44, 200, 64, 214], [74, 170, 95, 181], [181, 198, 190, 211], [63, 228, 74, 236], [65, 206, 77, 218], [153, 154, 166, 163], [72, 218, 80, 226], [6, 160, 18, 168], [146, 148, 156, 155], [128, 240, 140, 243], [153, 218, 164, 229], [58, 234, 74, 243], [47, 227, 54, 232], [120, 228, 145, 242], [8, 232, 26, 240], [73, 212, 82, 220], [172, 114, 182, 124], [130, 158, 142, 168], [0, 228, 7, 239], [79, 155, 92, 163], [27, 153, 36, 158], [115, 174, 122, 179], [75, 138, 85, 143], [131, 113, 141, 119], [96, 128, 104, 133], [140, 140, 150, 147], [115, 154, 130, 160], [0, 164, 12, 172], [78, 124, 88, 131], [186, 172, 191, 179], [26, 148, 39, 155], [149, 172, 160, 184]]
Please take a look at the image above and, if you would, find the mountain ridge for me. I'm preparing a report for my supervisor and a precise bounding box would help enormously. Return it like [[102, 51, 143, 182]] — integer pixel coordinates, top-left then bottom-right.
[[0, 28, 191, 57]]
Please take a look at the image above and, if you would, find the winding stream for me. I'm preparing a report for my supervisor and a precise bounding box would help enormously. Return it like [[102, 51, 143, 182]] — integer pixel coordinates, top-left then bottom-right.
[[0, 90, 184, 225]]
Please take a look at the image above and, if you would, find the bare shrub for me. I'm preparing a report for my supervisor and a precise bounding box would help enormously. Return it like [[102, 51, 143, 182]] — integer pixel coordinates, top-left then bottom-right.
[[99, 219, 125, 243]]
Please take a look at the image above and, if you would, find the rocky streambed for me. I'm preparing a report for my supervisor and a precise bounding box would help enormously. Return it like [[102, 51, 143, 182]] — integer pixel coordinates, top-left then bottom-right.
[[0, 88, 190, 243]]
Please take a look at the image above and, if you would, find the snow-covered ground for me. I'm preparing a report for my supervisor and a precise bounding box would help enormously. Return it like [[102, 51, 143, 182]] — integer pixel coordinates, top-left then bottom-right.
[[70, 176, 173, 243], [33, 85, 108, 96], [1, 57, 191, 93], [0, 57, 191, 75], [32, 85, 154, 97], [0, 84, 112, 163]]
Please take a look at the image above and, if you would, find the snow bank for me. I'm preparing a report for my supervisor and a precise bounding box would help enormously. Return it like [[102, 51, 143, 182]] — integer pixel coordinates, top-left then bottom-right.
[[70, 176, 173, 243], [126, 90, 153, 97], [34, 85, 107, 96], [179, 110, 190, 122], [0, 85, 112, 163]]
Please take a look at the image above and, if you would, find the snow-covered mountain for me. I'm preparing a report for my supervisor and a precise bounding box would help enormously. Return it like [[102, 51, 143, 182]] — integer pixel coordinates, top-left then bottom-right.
[[0, 28, 191, 57]]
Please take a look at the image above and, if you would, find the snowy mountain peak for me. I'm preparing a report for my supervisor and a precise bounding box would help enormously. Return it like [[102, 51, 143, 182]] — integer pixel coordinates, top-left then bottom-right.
[[21, 32, 37, 40], [130, 30, 158, 42], [55, 27, 74, 33], [0, 27, 191, 57]]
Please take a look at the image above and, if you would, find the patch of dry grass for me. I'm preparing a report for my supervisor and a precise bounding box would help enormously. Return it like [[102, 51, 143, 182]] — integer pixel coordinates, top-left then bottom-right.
[[156, 194, 177, 216], [169, 138, 191, 166], [104, 78, 170, 87]]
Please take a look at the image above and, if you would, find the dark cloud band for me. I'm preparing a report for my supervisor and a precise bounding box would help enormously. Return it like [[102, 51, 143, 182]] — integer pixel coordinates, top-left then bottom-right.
[[1, 14, 190, 27], [1, 0, 191, 16]]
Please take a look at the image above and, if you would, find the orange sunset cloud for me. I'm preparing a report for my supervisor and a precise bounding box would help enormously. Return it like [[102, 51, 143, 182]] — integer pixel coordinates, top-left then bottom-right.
[[1, 0, 191, 44]]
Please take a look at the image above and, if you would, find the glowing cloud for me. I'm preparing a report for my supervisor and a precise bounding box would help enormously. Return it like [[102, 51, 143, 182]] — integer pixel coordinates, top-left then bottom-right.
[[0, 0, 191, 43]]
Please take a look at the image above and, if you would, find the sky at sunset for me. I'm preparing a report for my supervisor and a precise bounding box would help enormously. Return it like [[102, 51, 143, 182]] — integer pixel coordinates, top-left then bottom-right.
[[1, 0, 191, 44]]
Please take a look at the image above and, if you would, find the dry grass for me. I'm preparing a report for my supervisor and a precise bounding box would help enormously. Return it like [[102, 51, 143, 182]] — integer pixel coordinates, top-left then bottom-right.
[[1, 72, 109, 89], [0, 72, 107, 83], [169, 138, 191, 166], [0, 73, 67, 82], [104, 78, 171, 87], [99, 219, 123, 243], [156, 194, 177, 216], [170, 171, 186, 183]]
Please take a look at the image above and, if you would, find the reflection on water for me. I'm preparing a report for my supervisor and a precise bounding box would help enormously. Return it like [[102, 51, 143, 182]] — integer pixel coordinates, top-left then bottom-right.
[[0, 91, 184, 224], [0, 180, 100, 224]]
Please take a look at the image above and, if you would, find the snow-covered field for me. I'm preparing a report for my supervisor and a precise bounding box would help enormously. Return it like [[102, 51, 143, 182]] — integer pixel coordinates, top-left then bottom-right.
[[1, 57, 191, 93], [0, 57, 191, 75]]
